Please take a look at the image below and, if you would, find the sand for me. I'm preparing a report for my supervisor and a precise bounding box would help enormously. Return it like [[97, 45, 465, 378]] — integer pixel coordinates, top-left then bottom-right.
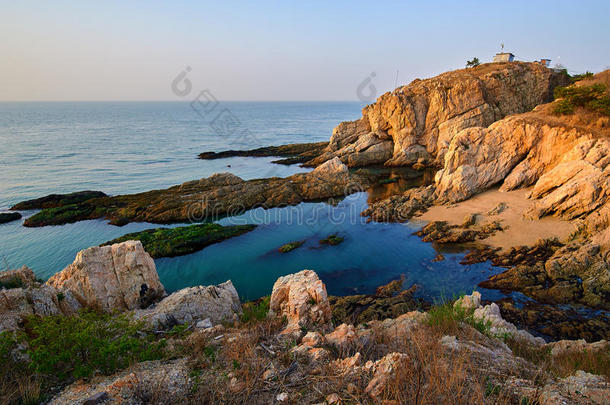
[[411, 187, 577, 250]]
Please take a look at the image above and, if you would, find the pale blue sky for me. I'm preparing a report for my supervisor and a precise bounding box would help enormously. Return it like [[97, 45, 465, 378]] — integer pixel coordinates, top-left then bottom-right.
[[1, 0, 609, 101]]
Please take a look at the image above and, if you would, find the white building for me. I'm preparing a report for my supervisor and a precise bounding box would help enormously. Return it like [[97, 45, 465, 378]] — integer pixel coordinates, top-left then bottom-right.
[[493, 52, 515, 63]]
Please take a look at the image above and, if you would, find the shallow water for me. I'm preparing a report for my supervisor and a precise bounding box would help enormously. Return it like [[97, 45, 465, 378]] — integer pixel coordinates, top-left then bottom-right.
[[1, 101, 506, 302]]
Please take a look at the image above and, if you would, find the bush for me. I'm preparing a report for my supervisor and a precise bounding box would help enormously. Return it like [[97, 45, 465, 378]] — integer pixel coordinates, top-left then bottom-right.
[[241, 296, 270, 323], [553, 83, 610, 116], [570, 71, 594, 83], [24, 310, 166, 380]]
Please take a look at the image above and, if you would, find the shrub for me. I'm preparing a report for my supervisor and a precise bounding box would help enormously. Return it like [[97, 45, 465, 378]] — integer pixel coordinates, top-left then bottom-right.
[[553, 83, 610, 116], [24, 310, 166, 380], [466, 57, 480, 68], [570, 71, 594, 83], [240, 296, 270, 323]]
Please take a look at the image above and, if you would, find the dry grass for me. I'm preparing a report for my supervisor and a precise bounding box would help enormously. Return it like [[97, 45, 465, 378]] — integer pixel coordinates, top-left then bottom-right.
[[506, 336, 610, 379]]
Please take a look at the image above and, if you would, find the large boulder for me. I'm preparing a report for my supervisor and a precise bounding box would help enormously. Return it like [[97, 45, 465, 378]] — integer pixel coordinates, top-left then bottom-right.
[[47, 240, 165, 312], [136, 281, 241, 329], [269, 270, 331, 334]]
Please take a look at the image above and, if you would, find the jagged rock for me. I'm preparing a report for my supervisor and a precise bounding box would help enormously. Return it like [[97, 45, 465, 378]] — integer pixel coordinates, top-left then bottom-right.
[[473, 303, 545, 345], [361, 185, 435, 222], [538, 371, 609, 405], [47, 241, 165, 312], [136, 281, 241, 329], [49, 358, 192, 405], [0, 284, 81, 332], [25, 158, 374, 227], [546, 339, 609, 357], [454, 291, 481, 312], [310, 62, 565, 168], [269, 270, 331, 334], [324, 323, 371, 349], [0, 265, 36, 288], [365, 352, 410, 399]]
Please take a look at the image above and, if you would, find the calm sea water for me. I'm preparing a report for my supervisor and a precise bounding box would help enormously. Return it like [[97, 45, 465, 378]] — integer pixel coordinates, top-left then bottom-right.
[[0, 102, 504, 301]]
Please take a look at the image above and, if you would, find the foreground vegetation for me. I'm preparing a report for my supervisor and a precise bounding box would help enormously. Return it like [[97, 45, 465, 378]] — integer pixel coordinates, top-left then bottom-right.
[[102, 223, 257, 258], [0, 310, 168, 404], [2, 293, 607, 404]]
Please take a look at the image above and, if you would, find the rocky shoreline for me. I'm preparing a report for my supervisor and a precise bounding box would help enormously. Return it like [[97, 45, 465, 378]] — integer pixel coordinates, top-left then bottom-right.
[[7, 63, 609, 345], [1, 243, 607, 404]]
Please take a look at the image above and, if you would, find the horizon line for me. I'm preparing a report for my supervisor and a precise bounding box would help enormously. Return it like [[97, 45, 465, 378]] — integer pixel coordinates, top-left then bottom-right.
[[0, 99, 366, 103]]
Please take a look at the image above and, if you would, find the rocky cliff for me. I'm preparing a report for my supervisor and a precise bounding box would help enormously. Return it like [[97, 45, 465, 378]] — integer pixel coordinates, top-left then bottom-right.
[[309, 62, 568, 168]]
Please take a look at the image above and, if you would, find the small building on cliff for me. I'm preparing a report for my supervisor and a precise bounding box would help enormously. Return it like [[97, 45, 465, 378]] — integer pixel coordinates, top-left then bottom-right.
[[493, 52, 515, 62]]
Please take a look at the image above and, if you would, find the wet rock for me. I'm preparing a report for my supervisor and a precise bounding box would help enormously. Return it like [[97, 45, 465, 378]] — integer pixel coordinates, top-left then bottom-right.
[[0, 212, 21, 224], [487, 202, 507, 216], [47, 241, 165, 312], [361, 185, 435, 222], [329, 284, 426, 326], [25, 158, 373, 227], [11, 190, 107, 210], [269, 270, 331, 334], [102, 223, 257, 258], [198, 141, 328, 165], [416, 219, 502, 244]]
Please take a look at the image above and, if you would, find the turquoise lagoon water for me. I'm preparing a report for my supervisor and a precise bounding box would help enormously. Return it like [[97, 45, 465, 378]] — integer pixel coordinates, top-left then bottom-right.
[[0, 102, 505, 301]]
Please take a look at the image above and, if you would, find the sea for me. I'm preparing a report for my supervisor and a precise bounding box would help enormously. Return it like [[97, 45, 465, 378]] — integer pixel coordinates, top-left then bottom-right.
[[0, 101, 506, 301]]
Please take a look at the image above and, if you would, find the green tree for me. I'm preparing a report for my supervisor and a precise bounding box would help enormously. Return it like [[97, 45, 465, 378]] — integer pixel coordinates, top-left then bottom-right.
[[466, 57, 480, 68]]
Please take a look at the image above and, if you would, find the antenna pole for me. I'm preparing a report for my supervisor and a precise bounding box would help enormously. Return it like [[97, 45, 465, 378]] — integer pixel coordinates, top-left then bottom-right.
[[394, 70, 399, 89]]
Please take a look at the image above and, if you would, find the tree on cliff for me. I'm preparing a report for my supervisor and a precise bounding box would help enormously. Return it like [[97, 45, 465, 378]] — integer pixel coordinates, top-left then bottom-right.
[[466, 57, 480, 68]]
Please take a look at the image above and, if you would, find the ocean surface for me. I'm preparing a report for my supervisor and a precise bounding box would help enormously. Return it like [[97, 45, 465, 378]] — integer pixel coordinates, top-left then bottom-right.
[[0, 101, 505, 301]]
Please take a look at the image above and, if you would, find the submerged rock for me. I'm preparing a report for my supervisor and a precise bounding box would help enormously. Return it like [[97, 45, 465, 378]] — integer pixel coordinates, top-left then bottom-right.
[[47, 240, 165, 312]]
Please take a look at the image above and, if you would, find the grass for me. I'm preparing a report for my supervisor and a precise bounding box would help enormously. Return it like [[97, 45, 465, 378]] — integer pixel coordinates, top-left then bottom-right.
[[553, 83, 610, 116], [0, 309, 169, 404], [278, 240, 305, 253], [102, 223, 257, 258], [426, 297, 494, 337], [240, 296, 270, 323], [0, 276, 23, 290], [319, 234, 344, 246]]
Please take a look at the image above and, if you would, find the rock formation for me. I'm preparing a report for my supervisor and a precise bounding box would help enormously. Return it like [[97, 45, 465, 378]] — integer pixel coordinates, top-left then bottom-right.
[[47, 241, 165, 312], [136, 281, 242, 329], [0, 266, 81, 332], [24, 158, 373, 227], [269, 269, 332, 334], [309, 62, 567, 168]]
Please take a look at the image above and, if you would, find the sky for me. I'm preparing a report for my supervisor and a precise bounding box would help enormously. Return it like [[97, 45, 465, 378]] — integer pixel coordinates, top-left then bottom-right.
[[1, 0, 609, 101]]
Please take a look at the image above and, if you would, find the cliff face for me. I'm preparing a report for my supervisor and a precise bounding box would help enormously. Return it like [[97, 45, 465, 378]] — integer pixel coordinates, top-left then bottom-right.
[[309, 62, 568, 167]]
